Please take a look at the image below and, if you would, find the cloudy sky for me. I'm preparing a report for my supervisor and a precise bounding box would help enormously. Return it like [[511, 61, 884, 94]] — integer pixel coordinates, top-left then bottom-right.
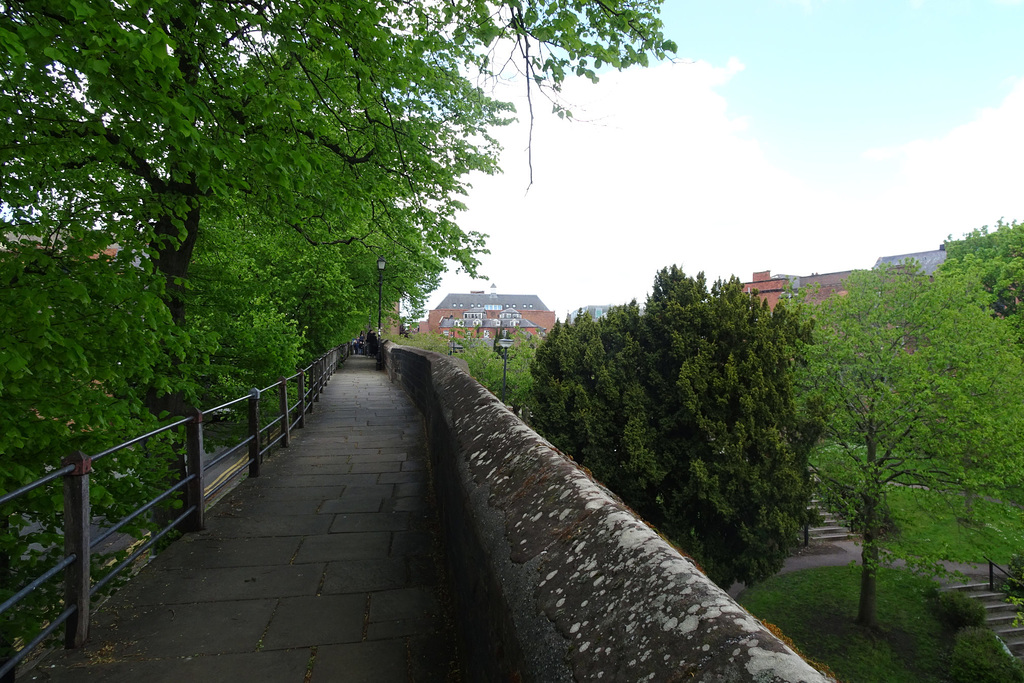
[[427, 0, 1024, 321]]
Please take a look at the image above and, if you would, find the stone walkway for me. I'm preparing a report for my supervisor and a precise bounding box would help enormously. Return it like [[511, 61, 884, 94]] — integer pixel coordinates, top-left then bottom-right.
[[28, 355, 459, 682]]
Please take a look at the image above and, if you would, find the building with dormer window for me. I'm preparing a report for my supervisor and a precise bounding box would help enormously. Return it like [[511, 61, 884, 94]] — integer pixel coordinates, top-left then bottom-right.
[[425, 284, 555, 336]]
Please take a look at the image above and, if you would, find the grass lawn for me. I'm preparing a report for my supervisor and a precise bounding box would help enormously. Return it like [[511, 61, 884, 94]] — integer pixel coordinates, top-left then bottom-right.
[[886, 487, 1024, 565], [739, 565, 953, 683]]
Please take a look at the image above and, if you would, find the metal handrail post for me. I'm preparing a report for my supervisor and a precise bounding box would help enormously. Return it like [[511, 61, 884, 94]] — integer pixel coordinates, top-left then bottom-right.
[[278, 377, 291, 448], [62, 451, 91, 648], [247, 388, 261, 477], [312, 359, 321, 404], [297, 370, 306, 428], [183, 411, 206, 531]]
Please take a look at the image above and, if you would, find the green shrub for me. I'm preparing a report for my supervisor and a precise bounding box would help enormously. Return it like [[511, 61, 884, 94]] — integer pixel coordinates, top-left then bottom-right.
[[1006, 554, 1024, 598], [937, 590, 987, 630], [949, 626, 1024, 683]]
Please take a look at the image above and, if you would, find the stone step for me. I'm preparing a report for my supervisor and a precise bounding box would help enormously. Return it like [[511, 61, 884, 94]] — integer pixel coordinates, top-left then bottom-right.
[[994, 626, 1024, 637], [944, 582, 993, 592], [961, 591, 1006, 601], [988, 614, 1017, 626], [984, 601, 1019, 612], [810, 532, 851, 541], [987, 614, 1019, 627], [1003, 638, 1024, 653]]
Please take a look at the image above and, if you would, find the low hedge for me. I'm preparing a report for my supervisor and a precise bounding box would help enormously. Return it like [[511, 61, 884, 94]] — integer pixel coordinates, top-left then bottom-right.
[[949, 627, 1024, 683], [937, 590, 987, 631]]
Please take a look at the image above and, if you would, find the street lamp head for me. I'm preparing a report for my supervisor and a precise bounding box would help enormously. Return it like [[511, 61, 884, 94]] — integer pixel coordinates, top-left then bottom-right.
[[377, 255, 386, 271], [497, 337, 514, 350]]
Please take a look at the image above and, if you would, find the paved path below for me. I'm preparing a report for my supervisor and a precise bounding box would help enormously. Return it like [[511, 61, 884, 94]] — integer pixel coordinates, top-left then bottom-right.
[[729, 538, 991, 599], [27, 356, 458, 683]]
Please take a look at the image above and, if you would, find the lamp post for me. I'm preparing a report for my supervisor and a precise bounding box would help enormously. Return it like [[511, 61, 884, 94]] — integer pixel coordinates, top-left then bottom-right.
[[497, 336, 514, 404], [376, 255, 385, 371]]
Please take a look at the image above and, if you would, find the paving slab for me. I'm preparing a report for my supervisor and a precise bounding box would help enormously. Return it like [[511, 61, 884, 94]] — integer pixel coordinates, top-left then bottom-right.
[[321, 558, 410, 594], [26, 355, 459, 683], [294, 532, 392, 562]]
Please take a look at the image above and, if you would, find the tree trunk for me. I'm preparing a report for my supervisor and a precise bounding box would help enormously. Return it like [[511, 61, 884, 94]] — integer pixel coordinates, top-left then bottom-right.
[[144, 201, 201, 529], [144, 202, 201, 420], [856, 435, 880, 629], [857, 530, 879, 629]]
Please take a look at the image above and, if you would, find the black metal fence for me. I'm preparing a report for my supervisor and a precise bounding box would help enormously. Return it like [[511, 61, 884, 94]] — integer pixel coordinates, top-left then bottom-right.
[[0, 343, 349, 679]]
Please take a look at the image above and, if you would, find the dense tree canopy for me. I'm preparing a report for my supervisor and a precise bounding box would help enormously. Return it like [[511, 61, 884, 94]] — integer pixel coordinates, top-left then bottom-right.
[[797, 264, 1024, 629], [531, 268, 818, 586], [1, 0, 674, 411], [942, 219, 1024, 344]]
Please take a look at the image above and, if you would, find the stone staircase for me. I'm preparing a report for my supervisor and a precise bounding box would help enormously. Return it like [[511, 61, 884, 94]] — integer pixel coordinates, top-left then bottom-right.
[[805, 499, 853, 543], [944, 582, 1024, 660]]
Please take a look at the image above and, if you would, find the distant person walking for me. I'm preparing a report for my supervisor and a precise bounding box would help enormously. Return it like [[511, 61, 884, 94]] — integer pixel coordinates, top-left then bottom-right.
[[366, 330, 378, 358]]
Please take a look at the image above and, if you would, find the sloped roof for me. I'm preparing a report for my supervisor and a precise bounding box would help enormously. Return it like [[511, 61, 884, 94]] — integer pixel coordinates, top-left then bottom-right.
[[873, 247, 947, 275], [794, 270, 853, 290], [435, 292, 550, 311]]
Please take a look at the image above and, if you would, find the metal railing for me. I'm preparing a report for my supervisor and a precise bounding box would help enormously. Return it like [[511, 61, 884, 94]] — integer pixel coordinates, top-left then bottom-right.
[[985, 555, 1014, 592], [0, 343, 349, 679]]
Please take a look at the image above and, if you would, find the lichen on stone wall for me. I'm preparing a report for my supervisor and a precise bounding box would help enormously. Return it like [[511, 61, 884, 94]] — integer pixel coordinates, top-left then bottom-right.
[[396, 348, 834, 682]]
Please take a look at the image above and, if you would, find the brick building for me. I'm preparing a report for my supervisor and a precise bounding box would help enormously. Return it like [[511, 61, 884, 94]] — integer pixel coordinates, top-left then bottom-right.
[[743, 245, 947, 310], [425, 284, 556, 337], [743, 269, 854, 309]]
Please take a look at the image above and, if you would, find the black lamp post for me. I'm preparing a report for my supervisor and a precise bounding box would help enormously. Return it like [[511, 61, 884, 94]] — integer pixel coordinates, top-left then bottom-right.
[[376, 255, 385, 371], [497, 336, 514, 404]]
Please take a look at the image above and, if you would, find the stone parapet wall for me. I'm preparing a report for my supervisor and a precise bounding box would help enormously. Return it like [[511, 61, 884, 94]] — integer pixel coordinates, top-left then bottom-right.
[[385, 342, 833, 683]]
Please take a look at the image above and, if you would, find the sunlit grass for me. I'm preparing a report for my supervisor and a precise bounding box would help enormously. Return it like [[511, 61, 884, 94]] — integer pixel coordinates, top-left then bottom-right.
[[886, 487, 1024, 565], [740, 566, 952, 683]]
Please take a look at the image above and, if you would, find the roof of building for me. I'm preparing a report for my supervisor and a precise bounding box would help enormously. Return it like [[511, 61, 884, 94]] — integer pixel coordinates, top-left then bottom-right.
[[873, 246, 947, 275], [794, 270, 853, 290], [434, 287, 550, 311]]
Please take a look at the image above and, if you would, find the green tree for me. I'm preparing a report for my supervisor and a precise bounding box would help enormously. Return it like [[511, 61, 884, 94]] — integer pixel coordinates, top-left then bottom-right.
[[797, 264, 1024, 629], [641, 269, 817, 586], [532, 269, 816, 586], [459, 331, 540, 411], [531, 304, 656, 508], [1, 0, 673, 408], [395, 332, 458, 355], [942, 219, 1024, 344]]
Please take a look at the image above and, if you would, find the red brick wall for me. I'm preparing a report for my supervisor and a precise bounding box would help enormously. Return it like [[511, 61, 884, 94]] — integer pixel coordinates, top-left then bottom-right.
[[427, 308, 557, 334], [742, 271, 789, 310]]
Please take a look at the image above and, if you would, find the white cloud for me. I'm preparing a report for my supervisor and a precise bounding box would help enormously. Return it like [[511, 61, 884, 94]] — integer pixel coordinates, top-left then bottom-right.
[[430, 62, 1024, 321], [860, 77, 1024, 245]]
